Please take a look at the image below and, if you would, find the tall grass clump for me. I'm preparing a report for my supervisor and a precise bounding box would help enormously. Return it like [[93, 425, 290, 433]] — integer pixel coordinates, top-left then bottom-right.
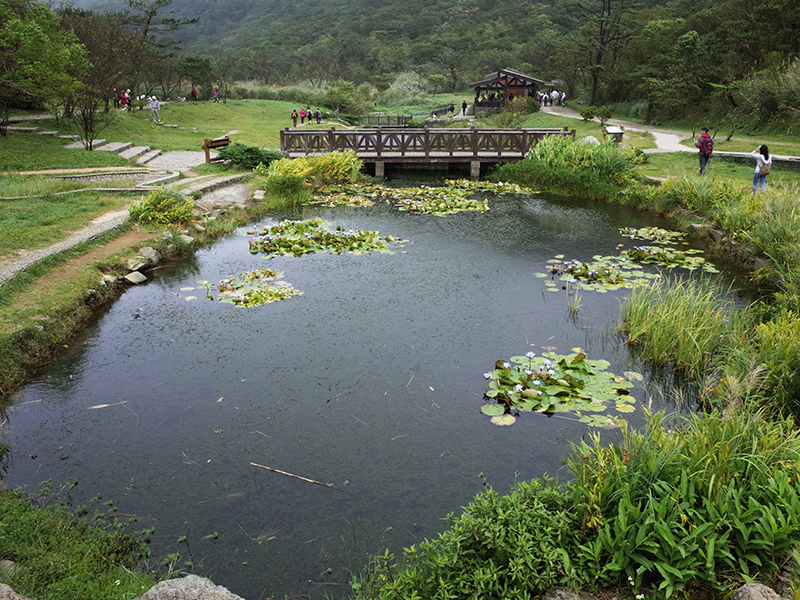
[[129, 188, 194, 224], [258, 149, 363, 189], [739, 188, 800, 270], [490, 136, 642, 200], [621, 277, 747, 380], [654, 176, 744, 224], [570, 409, 800, 597], [261, 175, 312, 209]]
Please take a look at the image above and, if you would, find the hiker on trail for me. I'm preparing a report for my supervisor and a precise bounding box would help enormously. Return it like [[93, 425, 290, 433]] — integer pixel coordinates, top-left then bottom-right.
[[449, 103, 455, 115], [119, 90, 127, 108], [694, 127, 714, 176], [315, 108, 322, 124], [461, 100, 468, 116], [191, 87, 198, 101], [291, 109, 298, 126], [112, 88, 120, 109], [750, 144, 772, 193], [213, 88, 219, 103], [299, 107, 306, 124], [149, 96, 162, 124]]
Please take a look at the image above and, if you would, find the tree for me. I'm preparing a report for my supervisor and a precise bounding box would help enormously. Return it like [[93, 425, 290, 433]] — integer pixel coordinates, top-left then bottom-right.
[[427, 74, 448, 95], [0, 0, 87, 135]]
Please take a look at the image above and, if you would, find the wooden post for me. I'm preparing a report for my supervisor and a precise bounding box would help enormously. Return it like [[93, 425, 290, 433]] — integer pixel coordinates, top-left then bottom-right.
[[328, 128, 335, 152]]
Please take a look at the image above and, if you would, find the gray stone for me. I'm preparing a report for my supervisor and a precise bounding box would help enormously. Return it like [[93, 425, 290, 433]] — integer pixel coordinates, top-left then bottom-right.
[[127, 259, 147, 271], [0, 560, 16, 577], [707, 228, 724, 242], [124, 271, 148, 284], [732, 583, 782, 600], [138, 247, 162, 266], [179, 235, 195, 244], [253, 190, 265, 200], [580, 135, 600, 145], [0, 583, 32, 600], [134, 574, 245, 600], [101, 274, 120, 287]]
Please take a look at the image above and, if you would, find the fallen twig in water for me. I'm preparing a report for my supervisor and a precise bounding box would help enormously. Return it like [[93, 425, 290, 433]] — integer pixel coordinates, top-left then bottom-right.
[[250, 463, 355, 496]]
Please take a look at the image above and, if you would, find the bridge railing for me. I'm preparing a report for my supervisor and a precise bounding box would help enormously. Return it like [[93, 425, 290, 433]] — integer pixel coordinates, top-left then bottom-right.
[[281, 127, 575, 158], [364, 115, 413, 126]]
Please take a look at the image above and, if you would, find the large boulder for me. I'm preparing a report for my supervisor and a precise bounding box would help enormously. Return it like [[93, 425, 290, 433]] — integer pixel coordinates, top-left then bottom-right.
[[134, 575, 245, 600], [0, 583, 33, 600], [732, 583, 783, 600]]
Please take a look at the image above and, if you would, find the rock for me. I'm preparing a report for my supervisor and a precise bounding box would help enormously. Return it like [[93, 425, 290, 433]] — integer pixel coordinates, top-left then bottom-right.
[[707, 228, 724, 242], [193, 224, 206, 233], [253, 190, 265, 200], [0, 560, 16, 577], [0, 583, 33, 600], [127, 259, 147, 271], [179, 235, 195, 244], [100, 274, 120, 288], [581, 135, 600, 145], [541, 587, 595, 600], [138, 247, 162, 267], [134, 574, 245, 600], [732, 583, 782, 600], [124, 271, 148, 284]]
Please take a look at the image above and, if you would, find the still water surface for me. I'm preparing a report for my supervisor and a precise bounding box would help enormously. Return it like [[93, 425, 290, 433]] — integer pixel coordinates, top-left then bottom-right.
[[6, 192, 715, 599]]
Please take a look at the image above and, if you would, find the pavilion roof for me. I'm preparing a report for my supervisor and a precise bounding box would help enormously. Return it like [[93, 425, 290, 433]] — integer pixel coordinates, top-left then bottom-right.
[[469, 68, 546, 90]]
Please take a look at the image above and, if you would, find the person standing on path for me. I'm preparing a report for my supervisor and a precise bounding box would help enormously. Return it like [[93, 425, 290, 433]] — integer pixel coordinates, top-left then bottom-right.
[[750, 144, 772, 193], [149, 96, 162, 124], [461, 100, 468, 116], [191, 86, 198, 101], [213, 88, 219, 103], [291, 109, 298, 127], [694, 127, 714, 176], [299, 107, 306, 124]]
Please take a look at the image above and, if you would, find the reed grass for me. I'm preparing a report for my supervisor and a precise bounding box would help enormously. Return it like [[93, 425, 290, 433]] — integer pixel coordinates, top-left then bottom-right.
[[620, 277, 747, 380]]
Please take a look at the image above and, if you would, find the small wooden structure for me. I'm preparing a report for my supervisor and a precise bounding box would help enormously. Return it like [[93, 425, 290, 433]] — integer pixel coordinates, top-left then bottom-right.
[[603, 125, 624, 144], [201, 135, 230, 163], [469, 69, 546, 116], [281, 126, 575, 178]]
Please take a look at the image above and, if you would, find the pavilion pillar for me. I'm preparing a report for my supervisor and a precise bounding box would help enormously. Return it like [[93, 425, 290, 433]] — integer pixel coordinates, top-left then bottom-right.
[[374, 161, 385, 179]]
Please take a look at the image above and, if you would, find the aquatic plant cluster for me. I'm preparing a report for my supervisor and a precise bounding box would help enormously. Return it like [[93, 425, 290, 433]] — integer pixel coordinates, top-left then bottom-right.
[[538, 227, 718, 293], [247, 217, 396, 258], [215, 269, 302, 307], [307, 179, 527, 214], [482, 351, 639, 427]]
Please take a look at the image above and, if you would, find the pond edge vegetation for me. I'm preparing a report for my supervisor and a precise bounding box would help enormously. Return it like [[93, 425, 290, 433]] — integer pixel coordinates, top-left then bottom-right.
[[2, 138, 800, 599]]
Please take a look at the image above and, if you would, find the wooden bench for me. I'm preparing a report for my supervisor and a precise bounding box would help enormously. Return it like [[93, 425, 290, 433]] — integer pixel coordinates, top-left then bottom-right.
[[202, 135, 230, 163]]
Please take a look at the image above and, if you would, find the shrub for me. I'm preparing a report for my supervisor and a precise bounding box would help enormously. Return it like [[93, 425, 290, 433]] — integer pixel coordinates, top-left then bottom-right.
[[570, 409, 800, 596], [216, 143, 283, 170], [129, 189, 194, 224], [260, 149, 363, 189]]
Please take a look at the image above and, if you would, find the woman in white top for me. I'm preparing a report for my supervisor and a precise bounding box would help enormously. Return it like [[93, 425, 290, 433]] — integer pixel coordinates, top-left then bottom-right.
[[750, 144, 772, 194]]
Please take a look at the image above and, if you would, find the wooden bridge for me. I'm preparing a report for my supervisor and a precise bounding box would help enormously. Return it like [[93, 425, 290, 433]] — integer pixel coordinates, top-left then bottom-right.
[[280, 126, 576, 177]]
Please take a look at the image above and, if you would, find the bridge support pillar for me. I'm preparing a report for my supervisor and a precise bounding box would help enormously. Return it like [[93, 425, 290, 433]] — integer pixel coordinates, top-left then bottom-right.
[[374, 161, 385, 179], [470, 161, 481, 179]]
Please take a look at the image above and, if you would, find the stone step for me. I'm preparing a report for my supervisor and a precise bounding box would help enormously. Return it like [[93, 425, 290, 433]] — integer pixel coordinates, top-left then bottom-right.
[[137, 149, 162, 164], [64, 138, 106, 149], [6, 126, 39, 133], [58, 134, 80, 141], [37, 131, 60, 136], [96, 141, 133, 153], [120, 146, 150, 160], [178, 173, 247, 196]]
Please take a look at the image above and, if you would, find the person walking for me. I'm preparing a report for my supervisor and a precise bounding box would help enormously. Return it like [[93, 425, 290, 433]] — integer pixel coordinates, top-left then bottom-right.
[[750, 144, 772, 193], [213, 88, 219, 103], [291, 109, 298, 127], [461, 100, 468, 116], [149, 96, 162, 124], [112, 88, 119, 109], [315, 108, 322, 124], [694, 127, 714, 176], [299, 107, 306, 124], [191, 86, 198, 101]]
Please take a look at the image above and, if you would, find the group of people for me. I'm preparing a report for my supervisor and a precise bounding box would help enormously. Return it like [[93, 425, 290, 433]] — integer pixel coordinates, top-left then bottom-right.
[[695, 127, 773, 193], [291, 107, 323, 126], [538, 89, 566, 107], [111, 88, 162, 123]]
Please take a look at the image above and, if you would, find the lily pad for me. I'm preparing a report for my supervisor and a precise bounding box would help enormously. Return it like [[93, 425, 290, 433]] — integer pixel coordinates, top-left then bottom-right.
[[490, 414, 517, 426]]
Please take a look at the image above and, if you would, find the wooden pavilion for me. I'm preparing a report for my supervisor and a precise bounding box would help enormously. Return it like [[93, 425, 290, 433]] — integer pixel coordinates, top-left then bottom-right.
[[468, 68, 546, 116]]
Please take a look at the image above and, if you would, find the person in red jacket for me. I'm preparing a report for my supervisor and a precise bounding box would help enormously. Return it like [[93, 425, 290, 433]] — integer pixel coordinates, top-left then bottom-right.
[[694, 127, 714, 176]]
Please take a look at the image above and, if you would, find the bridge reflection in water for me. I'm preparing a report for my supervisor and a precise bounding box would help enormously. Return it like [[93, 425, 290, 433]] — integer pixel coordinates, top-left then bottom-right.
[[280, 126, 576, 177]]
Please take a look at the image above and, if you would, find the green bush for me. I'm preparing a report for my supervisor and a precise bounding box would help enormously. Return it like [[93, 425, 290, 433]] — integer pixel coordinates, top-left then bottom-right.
[[351, 478, 580, 600], [491, 135, 642, 199], [216, 143, 283, 170], [570, 409, 800, 597], [260, 149, 363, 189], [129, 189, 194, 224]]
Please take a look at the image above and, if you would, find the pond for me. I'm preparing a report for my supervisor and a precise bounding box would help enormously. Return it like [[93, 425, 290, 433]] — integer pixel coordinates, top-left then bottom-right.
[[3, 189, 733, 600]]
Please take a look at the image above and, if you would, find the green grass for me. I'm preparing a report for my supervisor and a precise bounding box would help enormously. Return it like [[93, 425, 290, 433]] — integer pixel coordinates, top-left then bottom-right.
[[0, 487, 157, 600], [0, 134, 129, 171], [0, 174, 138, 198], [0, 189, 133, 261], [637, 152, 800, 187]]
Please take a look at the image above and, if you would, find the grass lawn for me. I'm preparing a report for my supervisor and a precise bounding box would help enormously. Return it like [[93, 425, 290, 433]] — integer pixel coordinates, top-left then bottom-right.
[[0, 188, 133, 263], [0, 134, 129, 171]]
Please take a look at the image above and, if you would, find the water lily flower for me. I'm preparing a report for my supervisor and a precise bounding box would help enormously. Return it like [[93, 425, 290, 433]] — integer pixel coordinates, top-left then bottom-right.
[[525, 369, 533, 376], [514, 384, 523, 392], [548, 369, 556, 375], [483, 373, 492, 380], [525, 351, 536, 358], [532, 379, 541, 385], [502, 362, 511, 369]]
